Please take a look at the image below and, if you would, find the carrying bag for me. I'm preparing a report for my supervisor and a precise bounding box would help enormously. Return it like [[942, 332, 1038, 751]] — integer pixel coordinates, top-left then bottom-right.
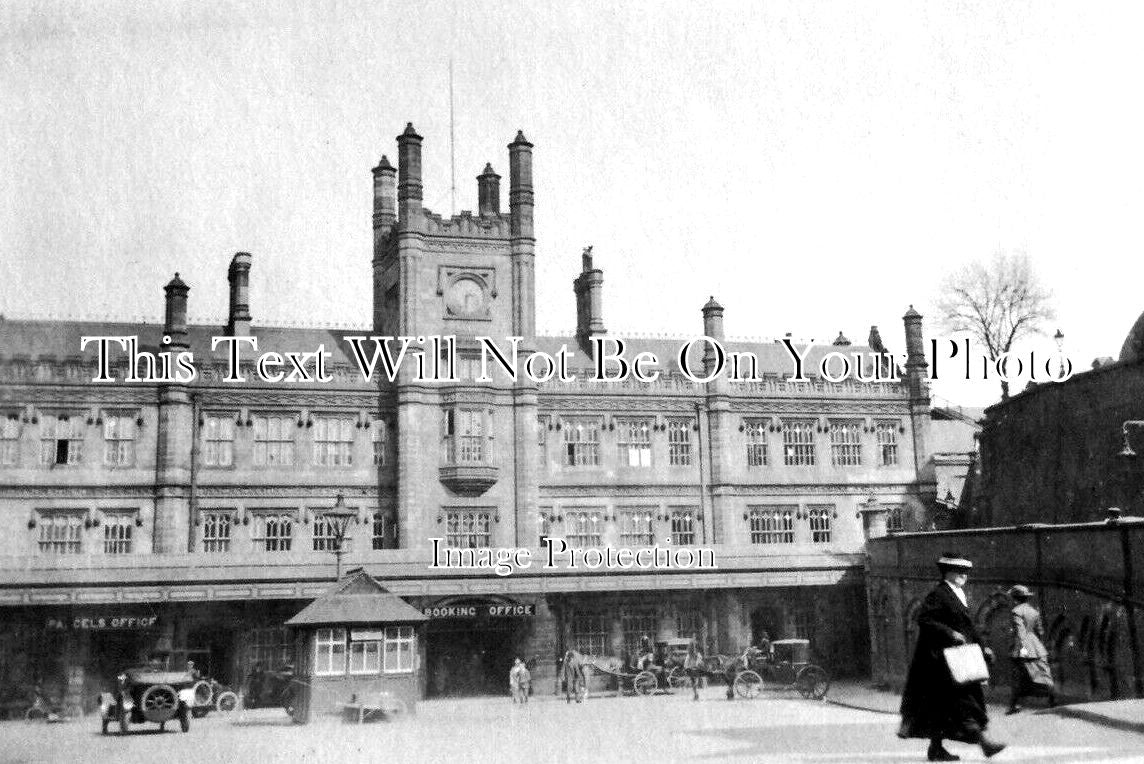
[[943, 643, 989, 684]]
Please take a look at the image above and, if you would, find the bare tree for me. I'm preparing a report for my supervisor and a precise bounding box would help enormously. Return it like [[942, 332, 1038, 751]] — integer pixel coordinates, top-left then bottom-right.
[[936, 251, 1055, 400]]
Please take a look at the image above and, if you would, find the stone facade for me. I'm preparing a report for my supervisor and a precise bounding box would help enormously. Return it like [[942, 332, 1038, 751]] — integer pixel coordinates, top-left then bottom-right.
[[0, 123, 937, 714]]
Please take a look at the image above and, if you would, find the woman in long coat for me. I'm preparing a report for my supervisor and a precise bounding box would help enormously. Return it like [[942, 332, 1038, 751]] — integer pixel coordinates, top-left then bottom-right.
[[898, 554, 1006, 761], [1007, 584, 1055, 713]]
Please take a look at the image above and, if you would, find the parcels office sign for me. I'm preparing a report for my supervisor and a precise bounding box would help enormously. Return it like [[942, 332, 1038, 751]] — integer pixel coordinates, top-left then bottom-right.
[[422, 603, 535, 619], [46, 615, 159, 631]]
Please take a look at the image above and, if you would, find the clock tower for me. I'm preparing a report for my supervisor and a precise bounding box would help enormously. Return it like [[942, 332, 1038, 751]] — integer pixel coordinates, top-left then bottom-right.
[[371, 124, 539, 551]]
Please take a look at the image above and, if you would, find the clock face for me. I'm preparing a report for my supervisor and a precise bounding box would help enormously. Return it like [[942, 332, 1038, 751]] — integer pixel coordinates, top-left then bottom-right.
[[446, 278, 485, 317]]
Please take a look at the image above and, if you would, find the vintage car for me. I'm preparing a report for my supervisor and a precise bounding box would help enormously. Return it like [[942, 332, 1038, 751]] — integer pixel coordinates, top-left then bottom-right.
[[163, 648, 238, 717], [99, 667, 196, 734]]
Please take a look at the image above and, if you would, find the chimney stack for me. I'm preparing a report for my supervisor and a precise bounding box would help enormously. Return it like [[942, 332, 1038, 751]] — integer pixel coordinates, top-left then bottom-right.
[[902, 306, 928, 399], [396, 123, 423, 223], [372, 155, 396, 230], [508, 130, 534, 239], [226, 252, 252, 336], [574, 246, 605, 350], [702, 296, 725, 377], [163, 273, 190, 349], [477, 163, 501, 216]]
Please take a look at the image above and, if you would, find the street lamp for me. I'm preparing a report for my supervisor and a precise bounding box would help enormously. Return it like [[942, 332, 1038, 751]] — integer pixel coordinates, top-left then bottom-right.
[[1054, 329, 1065, 378], [324, 492, 358, 580]]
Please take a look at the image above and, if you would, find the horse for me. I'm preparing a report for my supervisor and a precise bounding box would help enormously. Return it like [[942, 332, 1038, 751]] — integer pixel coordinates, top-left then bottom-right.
[[560, 650, 590, 703], [702, 646, 763, 699]]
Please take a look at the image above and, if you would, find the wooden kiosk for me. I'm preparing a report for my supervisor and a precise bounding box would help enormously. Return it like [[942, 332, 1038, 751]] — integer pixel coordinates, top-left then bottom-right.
[[285, 568, 427, 723]]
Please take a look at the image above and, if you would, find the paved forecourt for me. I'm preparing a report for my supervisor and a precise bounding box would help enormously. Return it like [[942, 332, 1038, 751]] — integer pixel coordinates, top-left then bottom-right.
[[2, 686, 1143, 763]]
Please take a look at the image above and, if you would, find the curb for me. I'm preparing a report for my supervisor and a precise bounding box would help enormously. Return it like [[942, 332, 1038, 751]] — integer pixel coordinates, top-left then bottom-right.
[[824, 695, 898, 715], [1050, 706, 1144, 735]]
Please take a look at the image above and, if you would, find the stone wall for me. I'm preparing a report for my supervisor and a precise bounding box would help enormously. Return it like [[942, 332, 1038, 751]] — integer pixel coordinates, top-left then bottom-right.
[[867, 521, 1144, 701]]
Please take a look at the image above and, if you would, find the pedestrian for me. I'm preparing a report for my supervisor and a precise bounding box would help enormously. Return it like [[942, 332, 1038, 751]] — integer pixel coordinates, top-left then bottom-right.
[[509, 658, 530, 704], [1006, 584, 1056, 714], [683, 639, 704, 701], [898, 552, 1006, 761]]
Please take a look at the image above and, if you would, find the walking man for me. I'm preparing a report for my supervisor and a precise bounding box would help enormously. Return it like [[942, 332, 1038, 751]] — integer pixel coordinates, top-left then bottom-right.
[[898, 552, 1006, 761], [509, 658, 530, 704], [683, 640, 704, 701]]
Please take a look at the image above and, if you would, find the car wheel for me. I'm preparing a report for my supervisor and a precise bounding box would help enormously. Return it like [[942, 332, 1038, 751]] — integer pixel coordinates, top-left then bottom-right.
[[215, 691, 238, 713]]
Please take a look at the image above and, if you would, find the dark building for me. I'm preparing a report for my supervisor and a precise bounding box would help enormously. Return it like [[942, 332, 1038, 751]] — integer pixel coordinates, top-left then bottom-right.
[[975, 320, 1144, 526]]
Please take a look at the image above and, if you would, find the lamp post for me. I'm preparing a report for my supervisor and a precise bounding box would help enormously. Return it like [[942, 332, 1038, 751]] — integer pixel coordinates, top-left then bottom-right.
[[1053, 329, 1065, 378], [324, 492, 358, 580]]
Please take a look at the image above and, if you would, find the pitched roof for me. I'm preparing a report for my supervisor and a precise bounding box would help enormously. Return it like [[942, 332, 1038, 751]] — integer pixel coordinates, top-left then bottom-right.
[[0, 317, 900, 385], [285, 569, 426, 627]]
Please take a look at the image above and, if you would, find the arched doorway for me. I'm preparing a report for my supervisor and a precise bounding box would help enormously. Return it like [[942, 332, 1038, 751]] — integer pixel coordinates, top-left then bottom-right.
[[422, 596, 535, 698]]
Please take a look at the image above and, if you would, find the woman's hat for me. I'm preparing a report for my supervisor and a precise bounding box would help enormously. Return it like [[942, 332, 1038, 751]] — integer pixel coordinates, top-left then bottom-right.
[[1008, 584, 1033, 599], [936, 552, 973, 570]]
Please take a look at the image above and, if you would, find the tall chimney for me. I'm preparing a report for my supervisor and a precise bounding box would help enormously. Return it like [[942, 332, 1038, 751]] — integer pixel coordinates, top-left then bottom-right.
[[163, 273, 189, 348], [902, 306, 928, 399], [508, 130, 534, 239], [372, 155, 396, 230], [226, 252, 252, 336], [902, 305, 932, 481], [702, 296, 725, 377], [477, 163, 501, 216], [397, 123, 423, 222], [574, 246, 605, 350]]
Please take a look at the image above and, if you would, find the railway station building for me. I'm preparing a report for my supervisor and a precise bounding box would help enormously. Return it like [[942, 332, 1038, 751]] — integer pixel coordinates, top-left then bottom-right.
[[0, 124, 941, 714]]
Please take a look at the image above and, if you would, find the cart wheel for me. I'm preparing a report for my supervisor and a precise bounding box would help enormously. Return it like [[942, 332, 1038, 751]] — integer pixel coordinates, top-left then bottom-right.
[[733, 670, 763, 699], [215, 691, 238, 713], [634, 671, 658, 696], [796, 665, 830, 700], [667, 666, 688, 689]]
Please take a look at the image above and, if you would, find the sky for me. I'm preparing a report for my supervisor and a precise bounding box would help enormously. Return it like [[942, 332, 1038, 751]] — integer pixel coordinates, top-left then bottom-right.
[[3, 0, 1143, 407]]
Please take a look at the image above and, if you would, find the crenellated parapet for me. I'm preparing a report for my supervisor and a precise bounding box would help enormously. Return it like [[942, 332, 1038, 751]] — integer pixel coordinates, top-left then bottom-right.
[[422, 208, 511, 239]]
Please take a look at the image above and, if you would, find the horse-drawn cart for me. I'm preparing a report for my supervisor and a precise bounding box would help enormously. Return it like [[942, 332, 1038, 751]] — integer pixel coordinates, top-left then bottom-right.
[[691, 639, 830, 700], [586, 661, 660, 697], [560, 649, 667, 701], [753, 639, 831, 700]]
